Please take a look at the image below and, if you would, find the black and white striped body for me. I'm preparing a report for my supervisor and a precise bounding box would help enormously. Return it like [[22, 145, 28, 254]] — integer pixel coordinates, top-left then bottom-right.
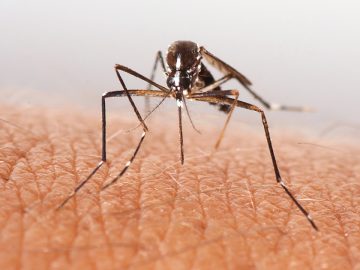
[[166, 41, 230, 112]]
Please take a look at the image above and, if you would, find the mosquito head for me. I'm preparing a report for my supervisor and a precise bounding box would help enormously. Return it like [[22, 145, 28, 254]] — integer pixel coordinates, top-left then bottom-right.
[[166, 41, 201, 92]]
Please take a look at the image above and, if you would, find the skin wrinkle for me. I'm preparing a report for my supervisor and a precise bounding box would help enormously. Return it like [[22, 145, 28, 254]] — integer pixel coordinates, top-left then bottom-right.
[[82, 130, 117, 269], [98, 179, 116, 268], [129, 234, 227, 268], [196, 160, 229, 269], [232, 162, 258, 225], [272, 165, 298, 253], [67, 140, 82, 264], [84, 172, 120, 269], [25, 133, 87, 266], [155, 165, 184, 269], [17, 192, 24, 270], [62, 134, 99, 266], [242, 231, 257, 269], [11, 177, 24, 270], [183, 163, 215, 269], [35, 142, 56, 194], [0, 118, 36, 138], [0, 105, 360, 269], [188, 172, 207, 270], [325, 185, 353, 268], [227, 162, 257, 269], [115, 159, 144, 269], [41, 136, 62, 210], [216, 160, 238, 231], [90, 184, 114, 267], [1, 129, 44, 268], [1, 137, 34, 185], [123, 155, 171, 267], [23, 146, 43, 203], [21, 149, 56, 230], [211, 161, 234, 269], [242, 163, 282, 268], [3, 144, 31, 268], [128, 157, 145, 268], [142, 158, 200, 268], [244, 175, 257, 214], [96, 188, 130, 268], [245, 156, 274, 227]]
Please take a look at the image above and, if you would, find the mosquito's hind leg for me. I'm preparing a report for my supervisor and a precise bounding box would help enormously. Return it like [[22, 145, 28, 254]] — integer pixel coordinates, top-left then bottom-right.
[[192, 94, 318, 230], [200, 46, 312, 112]]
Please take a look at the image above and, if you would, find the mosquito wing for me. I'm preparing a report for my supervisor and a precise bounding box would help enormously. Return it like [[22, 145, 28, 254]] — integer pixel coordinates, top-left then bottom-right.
[[200, 46, 252, 87]]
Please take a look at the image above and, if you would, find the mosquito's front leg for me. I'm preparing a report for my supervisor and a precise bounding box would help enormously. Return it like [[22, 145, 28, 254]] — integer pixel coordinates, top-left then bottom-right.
[[114, 66, 148, 131], [115, 64, 170, 93], [58, 61, 175, 209], [57, 89, 170, 209], [101, 89, 172, 189]]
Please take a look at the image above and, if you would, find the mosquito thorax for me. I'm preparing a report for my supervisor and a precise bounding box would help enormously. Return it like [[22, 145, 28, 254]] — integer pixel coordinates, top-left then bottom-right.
[[166, 40, 202, 92]]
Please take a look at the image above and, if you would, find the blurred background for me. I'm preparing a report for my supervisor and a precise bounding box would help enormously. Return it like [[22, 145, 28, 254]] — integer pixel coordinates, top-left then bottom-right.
[[1, 0, 359, 136]]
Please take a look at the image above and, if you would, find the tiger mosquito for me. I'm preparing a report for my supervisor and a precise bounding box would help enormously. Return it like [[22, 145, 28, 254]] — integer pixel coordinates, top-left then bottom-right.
[[57, 41, 318, 231]]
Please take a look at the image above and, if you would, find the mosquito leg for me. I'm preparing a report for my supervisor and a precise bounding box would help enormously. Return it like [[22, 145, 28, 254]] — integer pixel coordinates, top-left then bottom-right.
[[189, 89, 239, 149], [115, 64, 170, 93], [56, 93, 112, 210], [101, 90, 171, 190], [192, 95, 318, 230], [240, 83, 312, 112], [145, 51, 167, 112], [180, 74, 234, 134], [101, 131, 146, 190], [147, 51, 166, 88], [200, 46, 311, 112], [115, 67, 148, 131], [214, 91, 238, 149], [103, 89, 175, 189], [197, 74, 233, 93], [57, 90, 170, 209], [56, 161, 104, 210]]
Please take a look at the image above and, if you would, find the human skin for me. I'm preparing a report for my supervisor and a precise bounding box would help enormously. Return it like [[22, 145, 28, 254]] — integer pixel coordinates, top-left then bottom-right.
[[0, 103, 359, 270]]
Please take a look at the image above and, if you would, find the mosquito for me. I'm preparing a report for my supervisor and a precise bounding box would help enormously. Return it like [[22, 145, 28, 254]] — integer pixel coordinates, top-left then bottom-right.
[[57, 40, 318, 231]]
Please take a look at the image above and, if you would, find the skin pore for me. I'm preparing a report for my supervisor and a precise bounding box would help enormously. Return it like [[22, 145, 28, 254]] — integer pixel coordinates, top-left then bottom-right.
[[0, 103, 359, 270]]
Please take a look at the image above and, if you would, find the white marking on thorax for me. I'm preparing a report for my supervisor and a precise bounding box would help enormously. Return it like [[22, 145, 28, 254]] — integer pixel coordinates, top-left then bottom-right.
[[174, 73, 180, 87], [176, 55, 181, 70]]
